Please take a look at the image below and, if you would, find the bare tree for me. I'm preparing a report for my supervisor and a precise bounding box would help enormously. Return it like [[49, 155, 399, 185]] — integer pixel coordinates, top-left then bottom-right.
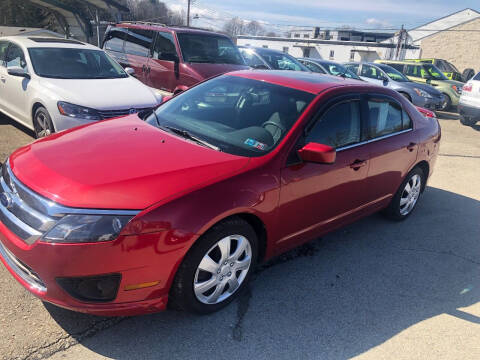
[[245, 20, 265, 36], [223, 17, 245, 37]]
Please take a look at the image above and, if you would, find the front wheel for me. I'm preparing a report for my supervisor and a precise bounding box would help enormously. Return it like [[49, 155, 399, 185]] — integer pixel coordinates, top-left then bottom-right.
[[384, 167, 424, 221], [33, 107, 55, 138], [169, 217, 258, 314], [439, 94, 451, 111]]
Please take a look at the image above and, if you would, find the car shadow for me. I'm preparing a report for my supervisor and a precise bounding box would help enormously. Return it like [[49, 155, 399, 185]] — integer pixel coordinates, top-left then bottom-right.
[[45, 186, 480, 359], [0, 112, 35, 138], [436, 111, 459, 120]]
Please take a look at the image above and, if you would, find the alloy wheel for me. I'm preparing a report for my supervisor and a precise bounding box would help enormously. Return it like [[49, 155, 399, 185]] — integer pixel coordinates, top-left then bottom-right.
[[194, 235, 252, 304], [35, 113, 52, 138], [399, 174, 422, 216]]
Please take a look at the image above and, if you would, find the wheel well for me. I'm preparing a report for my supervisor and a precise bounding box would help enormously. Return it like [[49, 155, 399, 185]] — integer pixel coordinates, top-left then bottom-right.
[[399, 92, 411, 102], [32, 102, 44, 121], [414, 161, 430, 191]]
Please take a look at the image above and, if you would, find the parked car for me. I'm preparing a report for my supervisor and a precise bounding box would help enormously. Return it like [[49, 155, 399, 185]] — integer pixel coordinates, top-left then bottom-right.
[[238, 46, 310, 71], [298, 58, 361, 80], [405, 58, 467, 82], [0, 70, 440, 316], [344, 62, 444, 111], [375, 60, 464, 111], [0, 36, 164, 138], [458, 71, 480, 126], [103, 23, 248, 94]]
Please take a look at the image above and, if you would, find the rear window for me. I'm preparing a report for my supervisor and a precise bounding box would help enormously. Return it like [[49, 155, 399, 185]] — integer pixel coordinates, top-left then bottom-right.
[[177, 33, 244, 65], [473, 72, 480, 81]]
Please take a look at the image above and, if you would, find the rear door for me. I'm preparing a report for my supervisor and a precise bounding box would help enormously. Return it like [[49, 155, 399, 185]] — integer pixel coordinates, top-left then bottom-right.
[[363, 95, 417, 203], [124, 28, 155, 85], [277, 95, 371, 248], [146, 31, 179, 92]]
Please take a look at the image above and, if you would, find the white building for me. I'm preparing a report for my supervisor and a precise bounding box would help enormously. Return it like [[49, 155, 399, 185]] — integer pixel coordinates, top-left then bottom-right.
[[237, 35, 420, 63]]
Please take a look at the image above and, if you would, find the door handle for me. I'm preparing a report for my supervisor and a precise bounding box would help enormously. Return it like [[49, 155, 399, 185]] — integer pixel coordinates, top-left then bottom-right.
[[406, 142, 417, 152], [349, 159, 367, 170]]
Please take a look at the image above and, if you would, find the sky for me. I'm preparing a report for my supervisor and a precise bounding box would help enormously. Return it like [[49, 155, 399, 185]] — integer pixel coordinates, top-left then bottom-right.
[[160, 0, 479, 33]]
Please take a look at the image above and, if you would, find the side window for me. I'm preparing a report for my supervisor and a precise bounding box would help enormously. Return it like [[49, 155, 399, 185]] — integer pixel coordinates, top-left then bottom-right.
[[360, 64, 383, 80], [5, 44, 27, 70], [303, 61, 325, 73], [0, 41, 9, 67], [405, 65, 419, 77], [366, 99, 403, 138], [103, 29, 126, 52], [307, 100, 361, 148], [153, 32, 178, 61], [344, 63, 359, 74], [124, 29, 154, 57], [402, 109, 412, 130], [240, 49, 265, 68], [388, 63, 405, 72]]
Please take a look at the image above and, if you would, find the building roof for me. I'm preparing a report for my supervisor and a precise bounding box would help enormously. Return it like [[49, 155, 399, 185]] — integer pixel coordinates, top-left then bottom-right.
[[0, 27, 62, 37], [409, 8, 480, 42]]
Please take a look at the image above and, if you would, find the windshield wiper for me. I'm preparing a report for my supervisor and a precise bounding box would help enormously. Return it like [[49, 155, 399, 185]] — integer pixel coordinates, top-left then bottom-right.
[[160, 125, 220, 151]]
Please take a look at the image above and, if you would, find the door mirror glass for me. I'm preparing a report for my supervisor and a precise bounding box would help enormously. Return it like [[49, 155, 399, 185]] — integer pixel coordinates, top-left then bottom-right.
[[298, 142, 336, 164], [7, 66, 30, 78], [124, 67, 135, 75]]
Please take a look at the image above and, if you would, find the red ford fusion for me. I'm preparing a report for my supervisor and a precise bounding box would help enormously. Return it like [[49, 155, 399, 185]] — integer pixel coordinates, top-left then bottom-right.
[[0, 71, 440, 316]]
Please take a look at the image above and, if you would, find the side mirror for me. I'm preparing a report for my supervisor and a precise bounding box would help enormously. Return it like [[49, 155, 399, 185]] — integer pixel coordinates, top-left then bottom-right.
[[7, 66, 30, 79], [298, 142, 336, 164], [125, 67, 135, 76], [381, 75, 389, 84]]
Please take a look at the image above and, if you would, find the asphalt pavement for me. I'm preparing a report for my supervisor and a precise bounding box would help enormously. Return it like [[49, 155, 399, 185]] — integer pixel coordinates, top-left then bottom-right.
[[0, 111, 479, 360]]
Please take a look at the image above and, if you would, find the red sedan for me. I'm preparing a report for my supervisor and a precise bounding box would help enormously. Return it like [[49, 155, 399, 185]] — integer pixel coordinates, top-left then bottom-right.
[[0, 71, 440, 315]]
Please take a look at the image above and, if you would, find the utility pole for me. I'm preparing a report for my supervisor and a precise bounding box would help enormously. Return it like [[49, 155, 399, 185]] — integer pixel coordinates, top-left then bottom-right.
[[187, 0, 191, 27], [395, 24, 406, 60]]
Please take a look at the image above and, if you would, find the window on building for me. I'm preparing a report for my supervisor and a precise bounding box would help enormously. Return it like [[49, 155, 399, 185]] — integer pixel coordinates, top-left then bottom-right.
[[303, 34, 310, 38], [282, 47, 289, 53], [294, 34, 301, 38], [329, 50, 334, 59], [350, 50, 355, 60]]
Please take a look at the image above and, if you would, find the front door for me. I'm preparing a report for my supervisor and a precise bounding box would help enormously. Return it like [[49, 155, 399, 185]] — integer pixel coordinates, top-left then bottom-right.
[[146, 31, 178, 92], [277, 96, 371, 249]]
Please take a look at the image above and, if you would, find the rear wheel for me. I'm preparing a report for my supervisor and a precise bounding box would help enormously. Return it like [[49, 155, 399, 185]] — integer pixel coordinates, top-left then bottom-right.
[[384, 167, 424, 221], [169, 217, 258, 314], [439, 94, 451, 111], [33, 107, 55, 138]]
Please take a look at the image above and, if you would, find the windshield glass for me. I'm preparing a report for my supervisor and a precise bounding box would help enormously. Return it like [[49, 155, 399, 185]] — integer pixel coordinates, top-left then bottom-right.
[[319, 61, 360, 79], [257, 50, 308, 71], [177, 33, 245, 65], [146, 75, 315, 157], [29, 48, 127, 79], [377, 64, 410, 82], [423, 64, 448, 80]]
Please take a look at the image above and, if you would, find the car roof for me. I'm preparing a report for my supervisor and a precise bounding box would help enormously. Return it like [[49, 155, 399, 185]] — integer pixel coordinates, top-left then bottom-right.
[[0, 36, 99, 50], [115, 23, 230, 37], [300, 58, 341, 66], [227, 70, 371, 94], [238, 46, 286, 55]]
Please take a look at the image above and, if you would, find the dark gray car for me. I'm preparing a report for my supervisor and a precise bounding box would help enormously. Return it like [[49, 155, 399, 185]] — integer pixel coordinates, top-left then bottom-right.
[[298, 58, 361, 80], [238, 46, 310, 71], [344, 62, 444, 110]]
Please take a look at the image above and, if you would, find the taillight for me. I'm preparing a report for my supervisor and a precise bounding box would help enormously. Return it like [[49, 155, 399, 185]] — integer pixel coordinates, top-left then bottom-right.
[[463, 84, 472, 92]]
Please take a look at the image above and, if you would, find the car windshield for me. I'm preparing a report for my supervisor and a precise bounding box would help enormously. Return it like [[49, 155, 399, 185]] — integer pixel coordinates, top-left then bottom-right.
[[28, 48, 127, 79], [319, 61, 361, 80], [423, 64, 448, 80], [146, 75, 315, 157], [257, 50, 308, 71], [177, 33, 244, 65], [377, 64, 410, 82]]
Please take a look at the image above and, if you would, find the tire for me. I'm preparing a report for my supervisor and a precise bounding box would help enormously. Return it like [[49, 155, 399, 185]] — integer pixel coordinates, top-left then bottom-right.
[[169, 217, 258, 314], [439, 94, 451, 111], [460, 115, 477, 126], [462, 68, 475, 82], [33, 107, 55, 138], [384, 167, 425, 221]]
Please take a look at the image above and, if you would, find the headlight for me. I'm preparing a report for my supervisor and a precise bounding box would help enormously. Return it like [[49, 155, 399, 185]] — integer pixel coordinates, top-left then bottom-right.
[[42, 215, 133, 243], [413, 88, 432, 98], [451, 85, 462, 94], [57, 101, 102, 120]]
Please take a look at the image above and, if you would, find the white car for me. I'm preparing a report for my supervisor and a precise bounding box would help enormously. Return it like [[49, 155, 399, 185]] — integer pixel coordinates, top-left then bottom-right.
[[458, 72, 480, 126], [0, 36, 164, 138]]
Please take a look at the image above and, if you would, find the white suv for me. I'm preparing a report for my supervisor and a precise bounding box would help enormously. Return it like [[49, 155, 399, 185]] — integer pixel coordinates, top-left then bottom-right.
[[0, 36, 164, 138], [458, 72, 480, 126]]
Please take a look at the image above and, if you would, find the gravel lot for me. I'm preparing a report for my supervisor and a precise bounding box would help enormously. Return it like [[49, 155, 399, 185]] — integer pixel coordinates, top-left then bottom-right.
[[0, 111, 479, 360]]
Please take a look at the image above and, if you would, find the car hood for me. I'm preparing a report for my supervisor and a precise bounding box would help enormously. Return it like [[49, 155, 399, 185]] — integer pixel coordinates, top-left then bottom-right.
[[187, 63, 249, 79], [9, 116, 250, 210], [401, 81, 443, 96], [40, 76, 161, 110]]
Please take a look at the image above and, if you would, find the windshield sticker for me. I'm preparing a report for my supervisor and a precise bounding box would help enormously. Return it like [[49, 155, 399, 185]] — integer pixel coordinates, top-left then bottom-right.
[[244, 138, 266, 150]]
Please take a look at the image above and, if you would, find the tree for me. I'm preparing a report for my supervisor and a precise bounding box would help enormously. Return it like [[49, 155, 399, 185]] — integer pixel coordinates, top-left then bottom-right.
[[0, 0, 52, 28], [223, 17, 245, 37], [245, 20, 265, 36], [266, 31, 278, 37]]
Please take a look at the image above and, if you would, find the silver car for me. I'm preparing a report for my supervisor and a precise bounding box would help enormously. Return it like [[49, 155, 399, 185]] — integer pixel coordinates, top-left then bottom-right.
[[344, 62, 444, 111]]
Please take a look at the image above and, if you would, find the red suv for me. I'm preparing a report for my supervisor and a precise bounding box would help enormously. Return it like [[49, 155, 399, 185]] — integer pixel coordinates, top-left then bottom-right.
[[102, 23, 249, 94], [0, 71, 440, 316]]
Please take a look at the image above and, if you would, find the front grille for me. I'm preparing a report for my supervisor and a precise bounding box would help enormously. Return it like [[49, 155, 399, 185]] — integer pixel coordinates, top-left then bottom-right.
[[0, 164, 58, 244], [0, 240, 46, 293], [98, 107, 152, 119]]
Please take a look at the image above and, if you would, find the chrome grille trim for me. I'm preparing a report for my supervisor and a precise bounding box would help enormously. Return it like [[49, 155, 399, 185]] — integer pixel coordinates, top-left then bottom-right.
[[98, 107, 152, 119], [0, 240, 46, 293]]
